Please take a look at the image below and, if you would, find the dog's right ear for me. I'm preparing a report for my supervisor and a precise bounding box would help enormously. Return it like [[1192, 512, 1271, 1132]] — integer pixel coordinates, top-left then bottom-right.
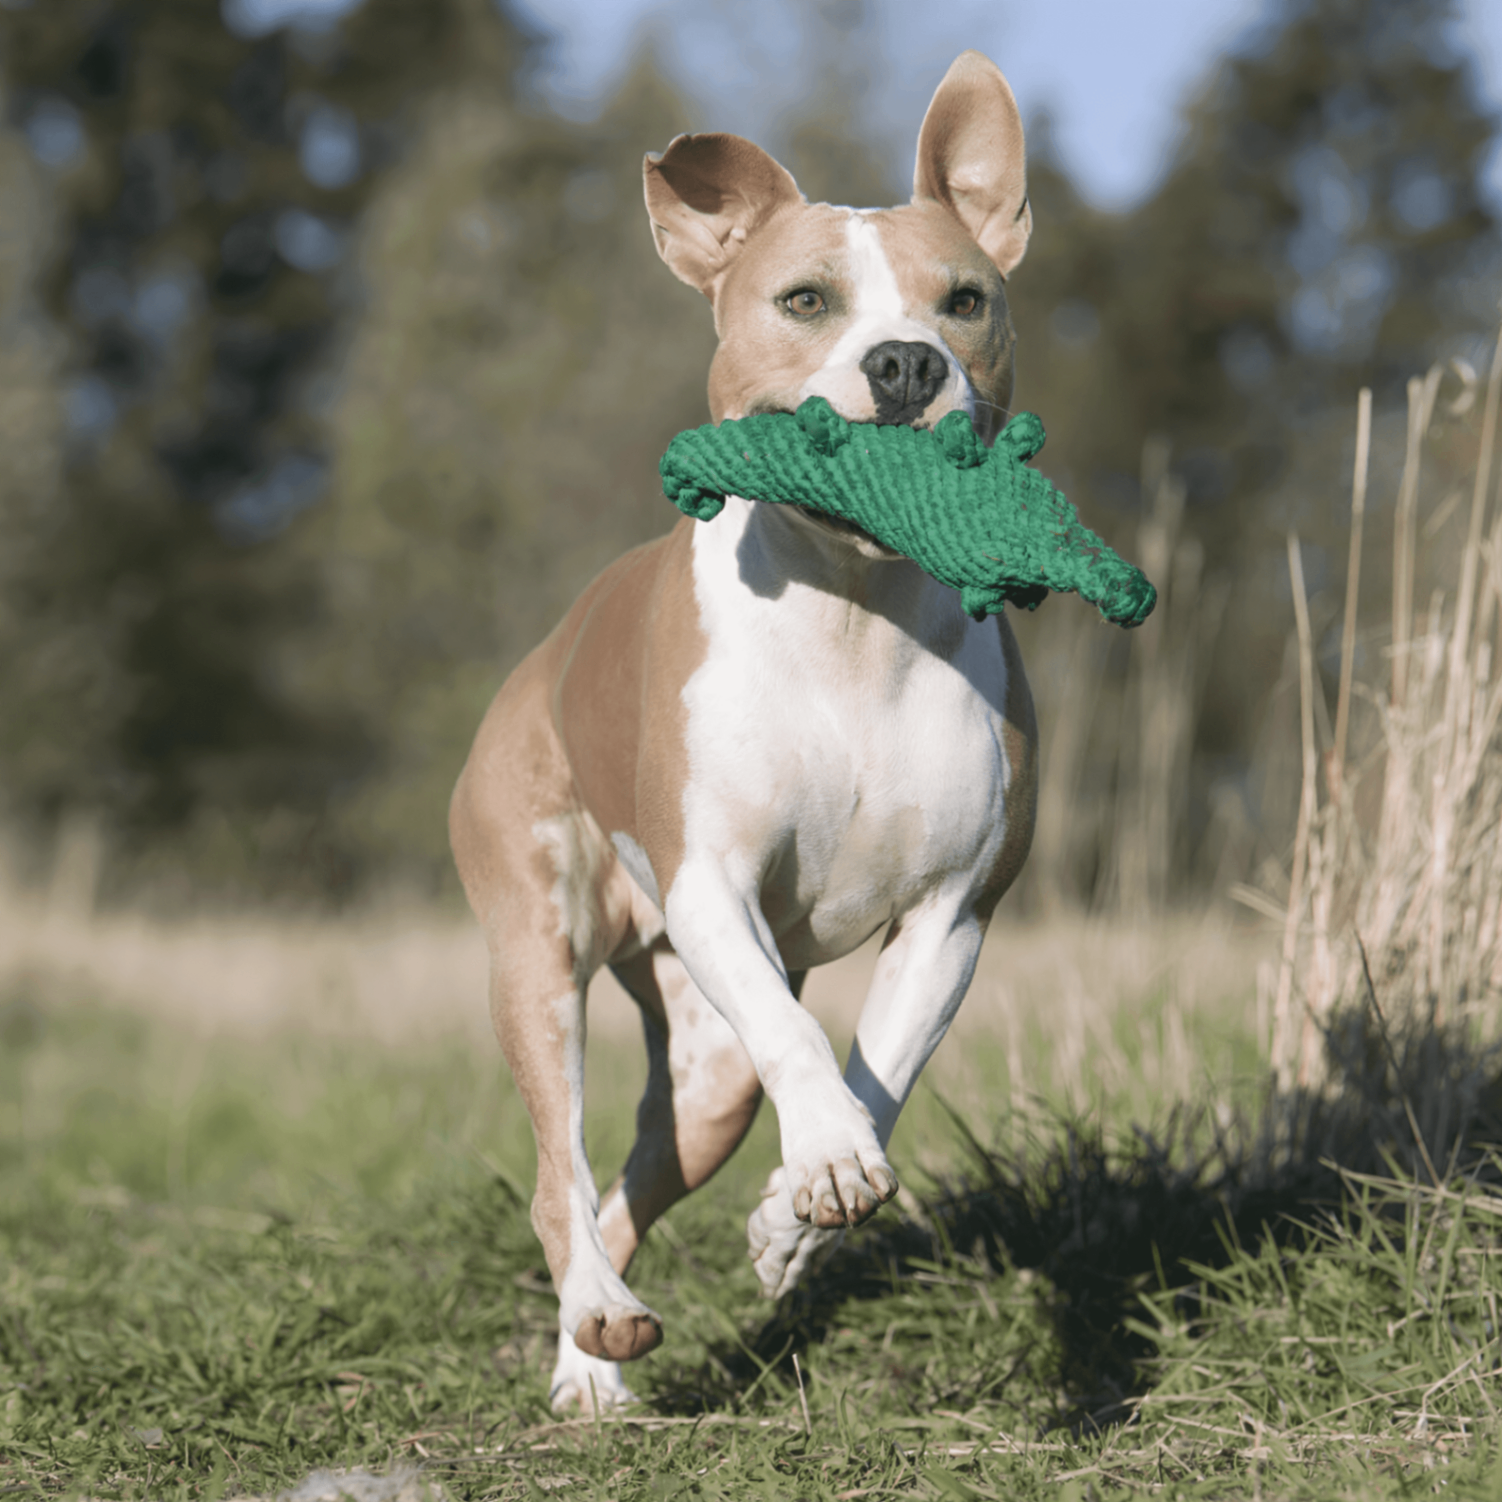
[[644, 134, 803, 300]]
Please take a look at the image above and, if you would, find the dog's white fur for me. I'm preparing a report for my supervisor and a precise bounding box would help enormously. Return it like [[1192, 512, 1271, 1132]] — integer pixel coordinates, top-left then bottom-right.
[[450, 51, 1038, 1412]]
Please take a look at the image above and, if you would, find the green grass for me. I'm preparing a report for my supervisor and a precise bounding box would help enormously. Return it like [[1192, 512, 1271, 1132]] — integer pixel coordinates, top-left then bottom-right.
[[3, 970, 1502, 1500]]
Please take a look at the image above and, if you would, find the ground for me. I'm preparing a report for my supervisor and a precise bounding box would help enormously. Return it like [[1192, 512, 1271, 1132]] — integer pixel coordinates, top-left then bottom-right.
[[2, 894, 1500, 1499]]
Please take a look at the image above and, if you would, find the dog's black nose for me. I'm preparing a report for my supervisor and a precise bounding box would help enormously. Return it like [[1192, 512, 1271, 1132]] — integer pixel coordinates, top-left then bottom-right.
[[859, 341, 948, 425]]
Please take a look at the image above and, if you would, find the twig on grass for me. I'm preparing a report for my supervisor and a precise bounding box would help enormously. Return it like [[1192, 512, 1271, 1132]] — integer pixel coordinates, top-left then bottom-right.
[[792, 1352, 812, 1437]]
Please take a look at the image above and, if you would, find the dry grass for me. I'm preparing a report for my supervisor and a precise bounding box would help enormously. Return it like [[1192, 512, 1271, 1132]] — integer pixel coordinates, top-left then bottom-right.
[[1267, 331, 1502, 1089], [0, 854, 1271, 1120]]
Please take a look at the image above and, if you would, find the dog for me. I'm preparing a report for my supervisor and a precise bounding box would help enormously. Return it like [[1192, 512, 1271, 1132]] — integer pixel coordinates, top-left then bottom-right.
[[450, 49, 1037, 1411]]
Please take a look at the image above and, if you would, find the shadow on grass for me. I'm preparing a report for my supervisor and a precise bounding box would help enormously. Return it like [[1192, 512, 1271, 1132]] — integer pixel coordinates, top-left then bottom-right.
[[658, 998, 1502, 1429]]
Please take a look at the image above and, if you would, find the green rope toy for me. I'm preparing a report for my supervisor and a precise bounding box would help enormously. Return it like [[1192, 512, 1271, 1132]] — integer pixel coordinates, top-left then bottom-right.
[[659, 398, 1157, 628]]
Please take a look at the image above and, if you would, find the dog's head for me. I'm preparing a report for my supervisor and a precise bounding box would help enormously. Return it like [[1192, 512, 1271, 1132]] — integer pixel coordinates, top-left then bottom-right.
[[644, 50, 1030, 459]]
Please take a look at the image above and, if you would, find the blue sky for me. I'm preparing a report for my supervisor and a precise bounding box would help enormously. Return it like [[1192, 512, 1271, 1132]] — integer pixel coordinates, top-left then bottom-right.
[[227, 0, 1502, 212], [515, 0, 1502, 211]]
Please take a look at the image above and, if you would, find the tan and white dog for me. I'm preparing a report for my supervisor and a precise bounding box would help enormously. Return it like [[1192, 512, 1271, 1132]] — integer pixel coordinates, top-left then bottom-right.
[[450, 50, 1037, 1410]]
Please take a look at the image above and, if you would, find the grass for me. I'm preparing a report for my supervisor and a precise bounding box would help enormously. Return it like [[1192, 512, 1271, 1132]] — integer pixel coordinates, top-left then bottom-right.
[[7, 344, 1502, 1497], [4, 960, 1502, 1502]]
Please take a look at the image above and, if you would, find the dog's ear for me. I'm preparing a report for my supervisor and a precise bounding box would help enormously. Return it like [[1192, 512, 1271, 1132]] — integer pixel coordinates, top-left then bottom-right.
[[913, 51, 1031, 278], [644, 133, 804, 300]]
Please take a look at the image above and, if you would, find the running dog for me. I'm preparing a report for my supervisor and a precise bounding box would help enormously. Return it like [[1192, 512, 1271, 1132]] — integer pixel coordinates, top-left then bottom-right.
[[451, 49, 1037, 1409]]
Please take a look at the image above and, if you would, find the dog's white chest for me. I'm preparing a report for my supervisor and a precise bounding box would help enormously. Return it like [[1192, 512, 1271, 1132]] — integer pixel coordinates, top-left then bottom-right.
[[675, 503, 1014, 962]]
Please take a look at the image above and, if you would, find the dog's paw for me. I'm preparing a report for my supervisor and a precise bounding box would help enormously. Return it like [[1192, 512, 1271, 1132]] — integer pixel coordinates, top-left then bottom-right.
[[558, 1251, 662, 1362], [572, 1303, 663, 1362], [747, 1166, 845, 1298], [781, 1137, 897, 1228], [550, 1325, 638, 1414]]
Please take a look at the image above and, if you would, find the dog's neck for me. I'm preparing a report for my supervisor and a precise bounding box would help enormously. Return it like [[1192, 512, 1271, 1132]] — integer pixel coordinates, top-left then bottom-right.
[[707, 494, 964, 653]]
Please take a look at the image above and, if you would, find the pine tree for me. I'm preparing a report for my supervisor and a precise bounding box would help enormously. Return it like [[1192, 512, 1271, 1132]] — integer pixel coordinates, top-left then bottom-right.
[[0, 0, 530, 897], [1004, 0, 1500, 901]]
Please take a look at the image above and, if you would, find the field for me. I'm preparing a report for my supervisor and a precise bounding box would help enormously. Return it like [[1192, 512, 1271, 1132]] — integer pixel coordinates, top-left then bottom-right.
[[7, 357, 1502, 1500], [3, 896, 1502, 1501]]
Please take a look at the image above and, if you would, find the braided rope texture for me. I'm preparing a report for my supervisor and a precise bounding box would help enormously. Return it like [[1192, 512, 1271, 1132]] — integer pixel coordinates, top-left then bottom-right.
[[659, 397, 1157, 628]]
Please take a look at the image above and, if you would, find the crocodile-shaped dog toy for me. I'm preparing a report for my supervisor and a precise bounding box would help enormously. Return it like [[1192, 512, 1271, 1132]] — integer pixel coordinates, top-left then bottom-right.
[[659, 397, 1157, 627]]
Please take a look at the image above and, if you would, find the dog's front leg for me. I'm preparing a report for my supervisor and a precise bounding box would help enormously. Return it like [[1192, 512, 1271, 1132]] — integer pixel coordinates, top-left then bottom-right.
[[748, 894, 987, 1298], [842, 898, 987, 1142], [664, 862, 898, 1230]]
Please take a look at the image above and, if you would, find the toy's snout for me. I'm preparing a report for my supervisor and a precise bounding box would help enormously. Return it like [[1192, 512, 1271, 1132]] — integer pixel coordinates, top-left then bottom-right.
[[860, 341, 949, 426]]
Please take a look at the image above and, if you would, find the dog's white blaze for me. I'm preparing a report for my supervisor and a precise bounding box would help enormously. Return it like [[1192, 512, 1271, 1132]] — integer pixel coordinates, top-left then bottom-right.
[[842, 210, 905, 326], [796, 211, 975, 421]]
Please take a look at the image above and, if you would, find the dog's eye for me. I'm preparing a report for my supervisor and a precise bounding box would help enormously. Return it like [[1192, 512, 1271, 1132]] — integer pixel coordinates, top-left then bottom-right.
[[950, 290, 983, 317], [785, 289, 825, 317]]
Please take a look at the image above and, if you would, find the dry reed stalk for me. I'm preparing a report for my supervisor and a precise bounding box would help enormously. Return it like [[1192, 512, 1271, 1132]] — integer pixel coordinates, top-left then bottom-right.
[[1295, 389, 1375, 1082], [1304, 820, 1338, 1088], [1370, 367, 1445, 958], [1271, 534, 1319, 1090], [1445, 336, 1502, 738], [1478, 490, 1502, 659], [1331, 386, 1372, 801], [1427, 329, 1502, 1017], [1273, 534, 1321, 1087], [1390, 367, 1444, 708]]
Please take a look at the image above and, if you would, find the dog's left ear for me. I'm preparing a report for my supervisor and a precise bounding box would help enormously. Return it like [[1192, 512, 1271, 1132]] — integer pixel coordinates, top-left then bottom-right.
[[913, 51, 1031, 278]]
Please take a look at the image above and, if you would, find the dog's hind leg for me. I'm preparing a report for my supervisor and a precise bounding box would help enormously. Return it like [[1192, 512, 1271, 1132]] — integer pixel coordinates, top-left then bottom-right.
[[452, 686, 664, 1379], [482, 890, 663, 1368], [547, 942, 766, 1412]]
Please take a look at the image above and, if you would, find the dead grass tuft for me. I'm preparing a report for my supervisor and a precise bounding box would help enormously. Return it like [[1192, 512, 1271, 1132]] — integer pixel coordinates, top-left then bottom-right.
[[1266, 335, 1502, 1088]]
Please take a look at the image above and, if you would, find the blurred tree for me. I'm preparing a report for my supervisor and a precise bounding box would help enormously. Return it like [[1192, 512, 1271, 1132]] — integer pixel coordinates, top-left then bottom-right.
[[1005, 0, 1500, 906], [0, 0, 532, 898], [1112, 0, 1496, 498], [292, 7, 901, 892], [0, 0, 898, 903], [8, 0, 1488, 913], [302, 53, 712, 887], [772, 0, 898, 209]]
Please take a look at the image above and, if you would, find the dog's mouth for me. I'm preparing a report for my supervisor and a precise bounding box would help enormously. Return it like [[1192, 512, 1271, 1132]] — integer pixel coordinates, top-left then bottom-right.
[[744, 403, 921, 559], [792, 502, 908, 563], [794, 504, 882, 544]]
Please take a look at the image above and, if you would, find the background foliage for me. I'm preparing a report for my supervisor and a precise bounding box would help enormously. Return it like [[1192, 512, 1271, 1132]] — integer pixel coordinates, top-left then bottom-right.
[[0, 0, 1498, 908]]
